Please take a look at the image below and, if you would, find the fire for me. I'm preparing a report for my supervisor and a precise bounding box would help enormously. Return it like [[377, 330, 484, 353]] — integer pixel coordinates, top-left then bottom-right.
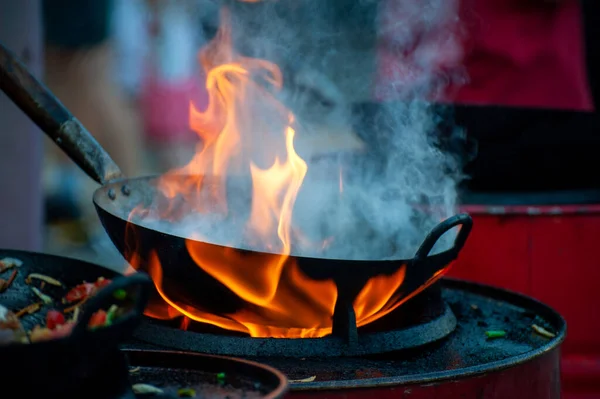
[[126, 5, 444, 338]]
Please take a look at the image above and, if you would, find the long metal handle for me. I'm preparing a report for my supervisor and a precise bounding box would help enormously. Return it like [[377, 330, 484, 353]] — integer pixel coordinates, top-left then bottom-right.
[[0, 41, 124, 185]]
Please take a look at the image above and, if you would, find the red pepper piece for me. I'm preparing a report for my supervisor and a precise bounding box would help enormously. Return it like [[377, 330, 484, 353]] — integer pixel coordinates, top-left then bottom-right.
[[64, 283, 95, 303], [88, 310, 107, 328], [94, 277, 112, 290], [46, 309, 65, 330]]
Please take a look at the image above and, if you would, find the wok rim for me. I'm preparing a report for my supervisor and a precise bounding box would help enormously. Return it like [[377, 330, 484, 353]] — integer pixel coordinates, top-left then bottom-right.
[[93, 175, 464, 264]]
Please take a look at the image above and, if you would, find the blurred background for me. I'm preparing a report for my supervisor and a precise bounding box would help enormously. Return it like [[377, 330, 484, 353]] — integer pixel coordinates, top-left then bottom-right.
[[0, 0, 598, 268], [41, 0, 212, 267], [2, 0, 598, 271], [1, 1, 599, 397]]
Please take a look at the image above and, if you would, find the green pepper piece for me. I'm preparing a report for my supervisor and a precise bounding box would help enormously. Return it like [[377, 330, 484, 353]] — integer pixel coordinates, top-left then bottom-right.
[[105, 304, 119, 326], [177, 388, 196, 397], [113, 289, 127, 300], [485, 330, 506, 339], [216, 372, 226, 385]]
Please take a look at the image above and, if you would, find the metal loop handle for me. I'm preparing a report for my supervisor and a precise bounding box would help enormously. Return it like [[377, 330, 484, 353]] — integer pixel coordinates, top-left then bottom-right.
[[414, 213, 473, 261], [71, 272, 152, 338]]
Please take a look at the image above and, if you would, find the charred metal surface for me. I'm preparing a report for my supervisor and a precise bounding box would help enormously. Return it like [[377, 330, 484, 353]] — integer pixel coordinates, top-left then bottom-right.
[[0, 42, 124, 185], [126, 278, 566, 391], [262, 279, 566, 389], [331, 298, 358, 346], [133, 304, 455, 357], [124, 350, 288, 399], [131, 285, 456, 358]]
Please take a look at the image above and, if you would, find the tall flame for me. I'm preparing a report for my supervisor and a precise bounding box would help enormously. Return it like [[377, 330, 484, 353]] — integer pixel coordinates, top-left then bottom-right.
[[129, 5, 424, 338]]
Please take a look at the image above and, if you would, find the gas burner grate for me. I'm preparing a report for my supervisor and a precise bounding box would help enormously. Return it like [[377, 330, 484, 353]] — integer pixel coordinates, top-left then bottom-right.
[[126, 278, 565, 389], [133, 283, 455, 357]]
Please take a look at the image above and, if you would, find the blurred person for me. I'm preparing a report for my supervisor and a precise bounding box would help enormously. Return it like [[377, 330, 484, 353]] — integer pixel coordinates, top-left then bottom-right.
[[139, 0, 208, 173], [42, 0, 144, 257], [375, 0, 599, 192], [43, 0, 144, 217]]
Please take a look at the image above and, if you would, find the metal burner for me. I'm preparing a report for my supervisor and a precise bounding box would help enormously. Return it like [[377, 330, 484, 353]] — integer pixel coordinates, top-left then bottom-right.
[[133, 283, 457, 357], [126, 278, 566, 399]]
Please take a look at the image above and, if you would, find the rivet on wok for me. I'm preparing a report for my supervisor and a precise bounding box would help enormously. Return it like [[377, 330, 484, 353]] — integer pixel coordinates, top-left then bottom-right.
[[108, 189, 116, 200], [121, 185, 131, 196]]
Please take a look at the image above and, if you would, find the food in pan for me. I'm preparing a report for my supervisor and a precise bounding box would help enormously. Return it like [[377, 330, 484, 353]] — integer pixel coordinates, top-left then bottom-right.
[[0, 257, 23, 272], [0, 269, 17, 293], [0, 305, 28, 345], [0, 257, 22, 294], [0, 260, 128, 345]]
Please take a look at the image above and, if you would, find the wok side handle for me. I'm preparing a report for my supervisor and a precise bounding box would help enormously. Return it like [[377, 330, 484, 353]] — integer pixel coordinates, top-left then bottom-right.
[[414, 213, 473, 261], [0, 41, 124, 185], [71, 272, 152, 338]]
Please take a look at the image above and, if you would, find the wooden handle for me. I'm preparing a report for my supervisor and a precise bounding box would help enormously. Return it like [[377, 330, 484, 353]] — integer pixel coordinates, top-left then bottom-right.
[[0, 41, 124, 185]]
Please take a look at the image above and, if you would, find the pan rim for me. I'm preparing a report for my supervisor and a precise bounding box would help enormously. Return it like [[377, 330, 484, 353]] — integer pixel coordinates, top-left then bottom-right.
[[93, 174, 460, 263]]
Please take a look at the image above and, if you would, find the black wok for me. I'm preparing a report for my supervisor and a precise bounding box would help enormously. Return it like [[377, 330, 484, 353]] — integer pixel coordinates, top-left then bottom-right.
[[0, 42, 473, 324]]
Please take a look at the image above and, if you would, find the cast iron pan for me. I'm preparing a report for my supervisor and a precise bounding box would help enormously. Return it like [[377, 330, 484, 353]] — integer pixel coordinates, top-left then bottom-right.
[[0, 249, 151, 398], [0, 42, 473, 321], [125, 349, 288, 399], [0, 250, 289, 399]]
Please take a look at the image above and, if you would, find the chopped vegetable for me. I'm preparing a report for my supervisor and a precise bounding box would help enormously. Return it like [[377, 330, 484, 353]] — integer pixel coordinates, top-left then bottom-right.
[[0, 257, 23, 272], [31, 287, 53, 304], [105, 304, 119, 326], [216, 372, 226, 385], [64, 277, 112, 303], [0, 305, 28, 344], [532, 324, 556, 339], [29, 322, 74, 342], [71, 306, 81, 323], [88, 310, 107, 329], [94, 277, 111, 290], [132, 384, 164, 395], [63, 297, 89, 314], [113, 289, 127, 300], [289, 376, 317, 383], [64, 283, 96, 303], [485, 330, 506, 339], [0, 269, 18, 293], [25, 273, 63, 287], [15, 302, 42, 318], [2, 274, 124, 346], [177, 388, 196, 397], [46, 310, 66, 330]]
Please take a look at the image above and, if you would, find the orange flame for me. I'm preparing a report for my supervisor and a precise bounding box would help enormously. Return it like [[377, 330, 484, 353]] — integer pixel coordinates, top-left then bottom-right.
[[126, 5, 440, 338]]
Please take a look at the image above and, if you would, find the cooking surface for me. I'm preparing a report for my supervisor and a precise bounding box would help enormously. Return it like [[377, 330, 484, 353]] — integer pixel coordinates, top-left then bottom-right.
[[124, 279, 565, 389], [129, 370, 264, 399], [125, 350, 286, 399], [132, 283, 456, 357]]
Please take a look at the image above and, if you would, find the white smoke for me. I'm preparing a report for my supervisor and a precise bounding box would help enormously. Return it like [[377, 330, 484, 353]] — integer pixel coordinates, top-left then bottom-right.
[[133, 0, 467, 260]]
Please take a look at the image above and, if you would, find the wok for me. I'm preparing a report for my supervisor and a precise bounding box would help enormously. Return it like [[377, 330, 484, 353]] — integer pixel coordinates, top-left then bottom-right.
[[0, 42, 472, 321]]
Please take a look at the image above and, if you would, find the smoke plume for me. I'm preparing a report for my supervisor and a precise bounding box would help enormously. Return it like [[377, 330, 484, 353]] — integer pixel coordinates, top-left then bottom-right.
[[135, 0, 467, 260]]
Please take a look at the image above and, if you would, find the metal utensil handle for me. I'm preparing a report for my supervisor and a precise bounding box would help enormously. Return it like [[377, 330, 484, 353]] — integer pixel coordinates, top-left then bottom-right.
[[71, 272, 152, 338], [0, 41, 124, 185], [414, 213, 473, 261]]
